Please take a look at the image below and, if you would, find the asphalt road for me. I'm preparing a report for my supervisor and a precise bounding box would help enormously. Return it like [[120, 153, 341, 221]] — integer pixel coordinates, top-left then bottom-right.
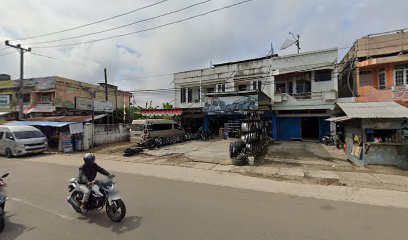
[[1, 158, 408, 240]]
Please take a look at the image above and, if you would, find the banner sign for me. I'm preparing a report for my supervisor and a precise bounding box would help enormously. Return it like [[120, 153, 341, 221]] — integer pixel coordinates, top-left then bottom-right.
[[392, 85, 408, 99], [23, 104, 56, 114], [142, 109, 183, 117], [204, 95, 258, 113], [94, 100, 113, 113], [75, 98, 113, 112], [75, 97, 93, 111], [0, 95, 10, 109]]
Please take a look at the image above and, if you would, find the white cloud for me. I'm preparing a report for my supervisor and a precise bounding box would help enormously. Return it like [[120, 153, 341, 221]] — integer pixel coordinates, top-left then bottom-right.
[[0, 0, 407, 106]]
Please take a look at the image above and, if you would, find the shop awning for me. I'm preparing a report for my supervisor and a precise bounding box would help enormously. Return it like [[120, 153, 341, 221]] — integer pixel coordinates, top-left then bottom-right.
[[142, 109, 183, 117], [6, 121, 71, 127]]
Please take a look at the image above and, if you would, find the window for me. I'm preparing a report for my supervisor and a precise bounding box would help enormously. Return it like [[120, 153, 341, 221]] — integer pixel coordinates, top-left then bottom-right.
[[359, 69, 372, 87], [187, 88, 192, 103], [180, 88, 186, 103], [276, 83, 286, 93], [315, 70, 332, 82], [40, 93, 52, 103], [23, 94, 30, 103], [238, 84, 247, 91], [151, 124, 172, 131], [252, 81, 262, 90], [5, 132, 14, 140], [207, 88, 215, 93], [378, 68, 387, 90], [14, 131, 45, 139], [395, 69, 404, 86], [394, 64, 408, 86], [0, 132, 4, 139], [130, 124, 144, 131], [216, 84, 225, 93]]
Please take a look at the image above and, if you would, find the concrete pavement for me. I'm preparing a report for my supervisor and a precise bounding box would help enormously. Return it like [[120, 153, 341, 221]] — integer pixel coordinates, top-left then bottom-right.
[[1, 157, 408, 240]]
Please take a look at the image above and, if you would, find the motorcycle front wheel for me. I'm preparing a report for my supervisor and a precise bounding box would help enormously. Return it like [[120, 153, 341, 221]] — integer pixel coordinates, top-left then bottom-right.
[[106, 199, 126, 222]]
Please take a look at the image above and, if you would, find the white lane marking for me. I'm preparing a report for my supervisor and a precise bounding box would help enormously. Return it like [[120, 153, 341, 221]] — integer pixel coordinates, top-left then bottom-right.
[[11, 197, 74, 221]]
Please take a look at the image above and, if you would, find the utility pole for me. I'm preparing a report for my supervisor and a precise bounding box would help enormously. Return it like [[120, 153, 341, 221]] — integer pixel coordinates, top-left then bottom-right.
[[5, 40, 31, 119], [104, 68, 109, 124]]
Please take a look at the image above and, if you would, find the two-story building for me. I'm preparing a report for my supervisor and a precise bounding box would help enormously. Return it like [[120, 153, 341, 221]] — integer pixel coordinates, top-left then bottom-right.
[[5, 76, 132, 119], [271, 48, 338, 140], [174, 48, 338, 140], [338, 29, 408, 105]]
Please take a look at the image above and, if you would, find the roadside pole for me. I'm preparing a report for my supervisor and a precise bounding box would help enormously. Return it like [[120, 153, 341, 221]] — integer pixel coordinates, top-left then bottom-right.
[[4, 40, 31, 119]]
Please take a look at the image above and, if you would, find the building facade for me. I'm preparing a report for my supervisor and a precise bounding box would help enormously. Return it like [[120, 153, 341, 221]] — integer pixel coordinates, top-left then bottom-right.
[[0, 76, 132, 118], [338, 29, 408, 105], [174, 48, 338, 140]]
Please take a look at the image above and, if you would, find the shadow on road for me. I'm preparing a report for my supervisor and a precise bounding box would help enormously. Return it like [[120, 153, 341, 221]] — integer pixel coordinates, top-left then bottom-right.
[[1, 214, 35, 240], [78, 211, 142, 234]]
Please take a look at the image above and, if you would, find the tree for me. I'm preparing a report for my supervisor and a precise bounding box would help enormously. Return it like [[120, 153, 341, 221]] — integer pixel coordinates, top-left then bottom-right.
[[163, 102, 173, 109]]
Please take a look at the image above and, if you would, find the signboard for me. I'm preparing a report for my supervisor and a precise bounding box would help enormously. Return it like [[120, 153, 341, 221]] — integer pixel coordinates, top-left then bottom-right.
[[69, 123, 84, 134], [75, 97, 93, 111], [33, 77, 56, 90], [75, 98, 113, 112], [23, 104, 56, 114], [392, 85, 408, 99], [142, 109, 183, 117], [203, 95, 258, 113], [94, 100, 113, 113], [0, 95, 10, 109]]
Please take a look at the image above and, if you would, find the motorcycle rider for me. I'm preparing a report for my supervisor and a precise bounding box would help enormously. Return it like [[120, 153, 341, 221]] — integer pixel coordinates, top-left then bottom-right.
[[78, 153, 113, 213]]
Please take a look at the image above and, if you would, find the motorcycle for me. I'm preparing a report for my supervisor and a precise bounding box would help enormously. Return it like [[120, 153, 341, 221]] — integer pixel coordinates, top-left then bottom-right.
[[0, 173, 9, 233], [321, 131, 344, 149], [67, 176, 126, 222], [200, 131, 211, 141]]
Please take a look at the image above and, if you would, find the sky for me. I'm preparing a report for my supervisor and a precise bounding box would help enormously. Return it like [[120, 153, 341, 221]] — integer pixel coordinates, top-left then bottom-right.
[[0, 0, 407, 108]]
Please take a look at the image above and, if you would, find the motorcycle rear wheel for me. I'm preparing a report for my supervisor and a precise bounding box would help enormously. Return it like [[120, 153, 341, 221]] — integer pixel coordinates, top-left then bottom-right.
[[106, 199, 126, 222]]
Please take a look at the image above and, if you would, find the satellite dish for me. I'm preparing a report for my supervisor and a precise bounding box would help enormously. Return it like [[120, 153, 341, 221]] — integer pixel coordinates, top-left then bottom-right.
[[280, 38, 297, 50]]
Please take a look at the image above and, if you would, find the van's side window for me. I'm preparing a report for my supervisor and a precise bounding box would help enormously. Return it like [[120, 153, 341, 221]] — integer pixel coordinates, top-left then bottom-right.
[[0, 132, 4, 139], [5, 132, 14, 140], [151, 124, 172, 131]]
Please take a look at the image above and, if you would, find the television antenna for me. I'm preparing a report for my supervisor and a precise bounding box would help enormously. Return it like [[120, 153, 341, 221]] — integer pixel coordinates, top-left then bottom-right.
[[280, 32, 300, 53]]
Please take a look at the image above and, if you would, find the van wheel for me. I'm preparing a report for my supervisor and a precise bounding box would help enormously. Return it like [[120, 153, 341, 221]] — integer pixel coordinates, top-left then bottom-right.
[[5, 148, 13, 158]]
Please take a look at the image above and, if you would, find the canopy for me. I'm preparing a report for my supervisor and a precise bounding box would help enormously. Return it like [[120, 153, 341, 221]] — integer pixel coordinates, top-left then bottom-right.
[[6, 121, 71, 127]]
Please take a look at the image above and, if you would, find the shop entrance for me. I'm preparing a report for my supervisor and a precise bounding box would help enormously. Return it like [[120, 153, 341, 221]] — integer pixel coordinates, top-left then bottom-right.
[[301, 117, 319, 140]]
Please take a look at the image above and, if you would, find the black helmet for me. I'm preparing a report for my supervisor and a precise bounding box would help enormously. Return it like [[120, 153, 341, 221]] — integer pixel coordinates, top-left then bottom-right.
[[83, 153, 95, 166]]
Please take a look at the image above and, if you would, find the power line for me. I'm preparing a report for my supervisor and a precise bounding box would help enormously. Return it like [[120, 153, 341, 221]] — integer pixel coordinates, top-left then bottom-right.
[[33, 0, 256, 49], [28, 52, 97, 69], [13, 0, 170, 41], [27, 0, 214, 45], [0, 50, 18, 57]]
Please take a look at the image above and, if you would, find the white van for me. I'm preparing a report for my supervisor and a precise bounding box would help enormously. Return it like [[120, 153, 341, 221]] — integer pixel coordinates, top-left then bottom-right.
[[0, 125, 48, 157], [130, 119, 185, 144]]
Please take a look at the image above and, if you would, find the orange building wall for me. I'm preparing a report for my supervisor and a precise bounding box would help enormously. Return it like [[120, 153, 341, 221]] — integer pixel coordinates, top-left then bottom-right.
[[357, 62, 408, 103]]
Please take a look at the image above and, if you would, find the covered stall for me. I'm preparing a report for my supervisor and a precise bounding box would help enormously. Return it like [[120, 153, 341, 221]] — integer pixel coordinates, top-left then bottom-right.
[[328, 102, 408, 168]]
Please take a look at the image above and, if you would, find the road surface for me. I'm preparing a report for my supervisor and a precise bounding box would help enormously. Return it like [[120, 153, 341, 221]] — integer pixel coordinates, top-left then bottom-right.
[[0, 157, 407, 240]]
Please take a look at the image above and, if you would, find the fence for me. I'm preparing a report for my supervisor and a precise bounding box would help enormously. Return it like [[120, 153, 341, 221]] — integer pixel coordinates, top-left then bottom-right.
[[93, 124, 130, 146]]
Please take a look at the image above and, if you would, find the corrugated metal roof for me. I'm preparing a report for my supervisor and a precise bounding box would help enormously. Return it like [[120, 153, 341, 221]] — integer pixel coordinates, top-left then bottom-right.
[[26, 114, 107, 123], [337, 102, 408, 118], [6, 121, 70, 127]]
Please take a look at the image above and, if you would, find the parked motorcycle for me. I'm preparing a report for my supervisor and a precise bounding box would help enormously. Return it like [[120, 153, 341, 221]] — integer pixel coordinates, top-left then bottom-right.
[[67, 175, 126, 222], [200, 131, 211, 141], [321, 131, 344, 149], [0, 173, 9, 233]]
